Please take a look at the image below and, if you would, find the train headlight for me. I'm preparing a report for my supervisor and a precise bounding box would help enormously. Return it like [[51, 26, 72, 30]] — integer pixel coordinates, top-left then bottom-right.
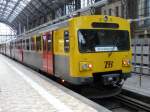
[[88, 64, 93, 69], [80, 62, 93, 71], [122, 59, 130, 67]]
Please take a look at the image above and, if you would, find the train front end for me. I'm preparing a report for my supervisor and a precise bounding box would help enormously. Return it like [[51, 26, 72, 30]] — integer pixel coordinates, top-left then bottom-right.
[[69, 15, 132, 92]]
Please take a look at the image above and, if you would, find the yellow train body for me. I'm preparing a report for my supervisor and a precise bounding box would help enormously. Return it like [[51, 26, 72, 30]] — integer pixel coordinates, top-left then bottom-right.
[[53, 15, 131, 85]]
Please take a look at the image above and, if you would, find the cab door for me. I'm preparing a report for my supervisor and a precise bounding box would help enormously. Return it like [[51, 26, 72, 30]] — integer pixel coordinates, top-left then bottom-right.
[[42, 32, 53, 74]]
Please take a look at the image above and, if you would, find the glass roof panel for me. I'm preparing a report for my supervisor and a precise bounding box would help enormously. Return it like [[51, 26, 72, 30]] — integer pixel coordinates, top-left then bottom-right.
[[0, 23, 16, 44], [0, 0, 31, 23]]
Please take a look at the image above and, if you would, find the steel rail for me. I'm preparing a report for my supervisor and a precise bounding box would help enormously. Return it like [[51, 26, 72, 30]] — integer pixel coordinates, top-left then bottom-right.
[[115, 94, 150, 111]]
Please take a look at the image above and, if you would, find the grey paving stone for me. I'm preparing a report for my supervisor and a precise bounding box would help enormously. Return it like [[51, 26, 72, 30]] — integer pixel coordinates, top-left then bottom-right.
[[123, 73, 150, 97], [0, 55, 111, 112]]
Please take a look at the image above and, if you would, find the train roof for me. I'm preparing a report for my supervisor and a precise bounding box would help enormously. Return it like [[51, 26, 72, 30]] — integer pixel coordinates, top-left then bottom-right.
[[15, 15, 129, 40]]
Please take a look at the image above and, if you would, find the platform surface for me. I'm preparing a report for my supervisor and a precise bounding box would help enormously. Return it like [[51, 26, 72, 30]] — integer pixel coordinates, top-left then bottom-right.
[[123, 73, 150, 97], [0, 55, 111, 112]]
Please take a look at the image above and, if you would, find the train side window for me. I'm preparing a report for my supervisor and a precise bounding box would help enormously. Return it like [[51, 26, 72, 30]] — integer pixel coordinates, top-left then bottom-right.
[[36, 36, 41, 51], [22, 40, 23, 49], [16, 41, 18, 49], [19, 40, 22, 49], [64, 30, 69, 52], [23, 40, 25, 49], [10, 42, 12, 49], [21, 41, 22, 49], [14, 41, 15, 49], [15, 41, 17, 49], [26, 39, 30, 50], [47, 33, 52, 51], [19, 40, 21, 49], [17, 41, 19, 49], [42, 35, 47, 51], [18, 40, 20, 49], [31, 37, 35, 50]]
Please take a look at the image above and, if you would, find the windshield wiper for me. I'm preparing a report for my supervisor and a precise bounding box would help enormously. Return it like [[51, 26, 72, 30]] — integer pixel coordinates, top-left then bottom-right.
[[108, 40, 118, 57]]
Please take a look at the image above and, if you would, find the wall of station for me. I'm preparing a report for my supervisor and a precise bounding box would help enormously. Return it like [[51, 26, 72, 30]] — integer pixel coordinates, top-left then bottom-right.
[[101, 1, 122, 17], [132, 38, 150, 75]]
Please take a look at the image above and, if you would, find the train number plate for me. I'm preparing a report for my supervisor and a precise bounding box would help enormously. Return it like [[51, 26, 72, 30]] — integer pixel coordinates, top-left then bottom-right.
[[104, 61, 113, 68]]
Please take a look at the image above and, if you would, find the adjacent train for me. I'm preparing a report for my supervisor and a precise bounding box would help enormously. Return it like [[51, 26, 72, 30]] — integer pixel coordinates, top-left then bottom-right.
[[0, 15, 132, 96]]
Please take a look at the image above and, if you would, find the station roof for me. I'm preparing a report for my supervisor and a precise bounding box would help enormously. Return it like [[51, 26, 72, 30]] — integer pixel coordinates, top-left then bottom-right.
[[0, 0, 69, 29], [0, 0, 108, 31]]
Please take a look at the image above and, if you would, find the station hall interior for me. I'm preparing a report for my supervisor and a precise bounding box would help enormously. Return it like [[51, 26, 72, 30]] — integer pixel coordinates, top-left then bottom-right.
[[0, 0, 150, 112]]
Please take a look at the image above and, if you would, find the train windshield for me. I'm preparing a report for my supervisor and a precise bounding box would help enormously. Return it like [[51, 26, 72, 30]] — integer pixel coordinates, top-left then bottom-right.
[[78, 29, 130, 53]]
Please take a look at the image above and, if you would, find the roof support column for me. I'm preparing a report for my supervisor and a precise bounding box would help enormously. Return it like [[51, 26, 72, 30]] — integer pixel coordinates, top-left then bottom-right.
[[26, 15, 29, 31], [75, 0, 81, 10], [18, 22, 21, 35]]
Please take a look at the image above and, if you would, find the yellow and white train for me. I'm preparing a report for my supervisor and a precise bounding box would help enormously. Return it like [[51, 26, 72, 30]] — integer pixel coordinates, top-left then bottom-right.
[[0, 15, 132, 96]]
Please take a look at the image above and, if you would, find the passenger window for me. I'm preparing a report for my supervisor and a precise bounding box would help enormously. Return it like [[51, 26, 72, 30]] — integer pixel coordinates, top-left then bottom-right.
[[23, 40, 25, 49], [31, 37, 35, 50], [64, 30, 69, 52], [17, 41, 19, 49], [15, 41, 17, 49], [36, 36, 41, 51], [19, 40, 22, 49], [26, 39, 30, 50], [10, 42, 12, 49], [42, 35, 47, 51], [47, 33, 52, 51]]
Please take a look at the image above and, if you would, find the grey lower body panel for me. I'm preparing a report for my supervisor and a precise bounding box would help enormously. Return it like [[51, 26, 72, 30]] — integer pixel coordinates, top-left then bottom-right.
[[23, 51, 43, 70], [54, 54, 93, 85], [13, 50, 20, 60], [54, 55, 70, 78]]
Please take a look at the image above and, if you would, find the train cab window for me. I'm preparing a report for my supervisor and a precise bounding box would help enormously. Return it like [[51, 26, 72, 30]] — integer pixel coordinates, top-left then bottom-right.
[[47, 33, 52, 51], [31, 37, 35, 50], [64, 30, 69, 52], [36, 36, 41, 51], [78, 29, 130, 52], [26, 39, 30, 50]]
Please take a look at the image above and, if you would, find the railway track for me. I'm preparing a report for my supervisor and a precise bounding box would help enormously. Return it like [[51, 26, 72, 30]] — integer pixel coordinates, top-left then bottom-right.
[[30, 67, 150, 112], [114, 93, 150, 112], [6, 55, 149, 112], [90, 90, 150, 112], [42, 70, 150, 112]]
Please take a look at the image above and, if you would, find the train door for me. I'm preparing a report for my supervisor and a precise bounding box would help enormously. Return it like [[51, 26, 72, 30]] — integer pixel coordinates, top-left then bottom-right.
[[42, 32, 53, 74]]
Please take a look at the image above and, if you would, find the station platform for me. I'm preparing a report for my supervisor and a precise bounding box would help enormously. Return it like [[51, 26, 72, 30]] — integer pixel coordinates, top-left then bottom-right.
[[123, 73, 150, 97], [0, 54, 111, 112]]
